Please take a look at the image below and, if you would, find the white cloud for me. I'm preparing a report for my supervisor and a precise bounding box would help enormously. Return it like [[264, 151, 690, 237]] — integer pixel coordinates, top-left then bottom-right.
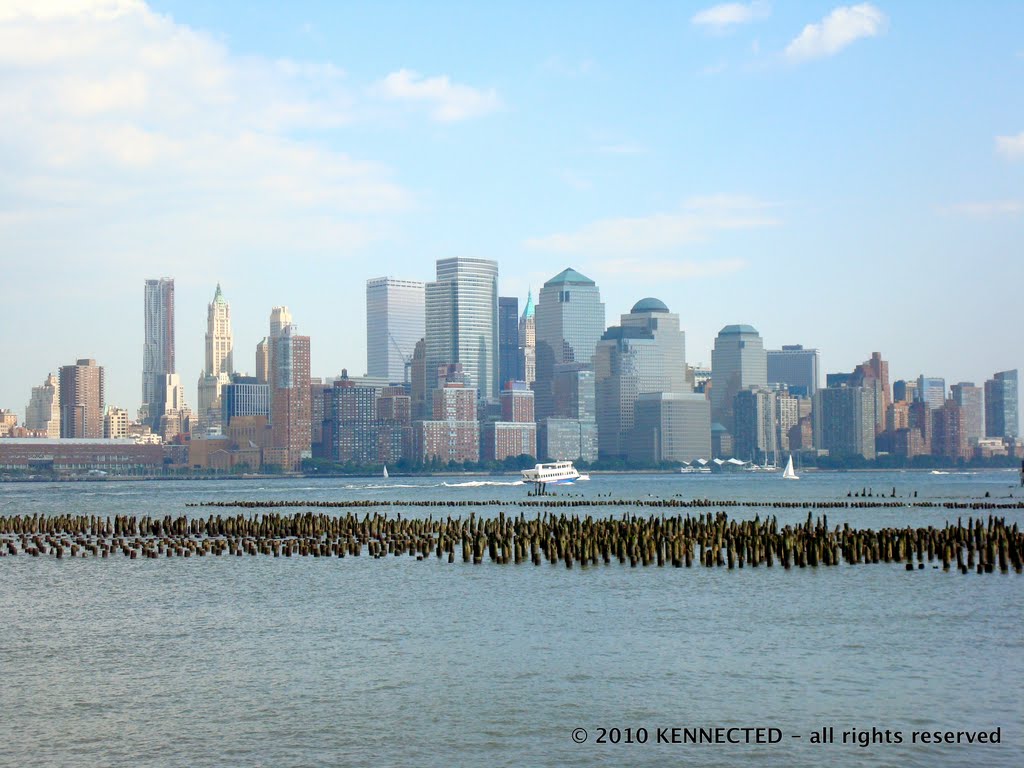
[[376, 69, 502, 122], [785, 3, 887, 62], [995, 131, 1024, 160], [691, 2, 770, 31], [0, 0, 428, 278], [524, 195, 778, 254], [944, 200, 1024, 217]]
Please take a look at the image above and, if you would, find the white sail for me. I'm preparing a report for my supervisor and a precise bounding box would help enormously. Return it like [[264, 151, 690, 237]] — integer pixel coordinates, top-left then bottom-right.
[[382, 465, 389, 479], [782, 455, 799, 480]]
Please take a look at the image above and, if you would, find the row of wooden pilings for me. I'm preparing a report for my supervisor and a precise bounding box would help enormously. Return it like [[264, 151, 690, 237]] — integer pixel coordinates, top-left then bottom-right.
[[189, 498, 1024, 511], [1, 511, 1021, 573]]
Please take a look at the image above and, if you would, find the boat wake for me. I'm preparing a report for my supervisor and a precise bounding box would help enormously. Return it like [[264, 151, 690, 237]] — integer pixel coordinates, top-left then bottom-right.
[[441, 480, 525, 488]]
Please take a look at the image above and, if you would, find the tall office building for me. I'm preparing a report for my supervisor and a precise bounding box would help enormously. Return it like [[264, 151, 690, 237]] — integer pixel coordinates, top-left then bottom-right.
[[498, 296, 520, 389], [222, 377, 271, 426], [59, 358, 105, 438], [766, 345, 820, 398], [629, 393, 711, 464], [916, 376, 946, 410], [594, 298, 687, 460], [269, 320, 311, 470], [518, 291, 536, 386], [813, 385, 876, 460], [142, 277, 174, 426], [733, 388, 777, 463], [893, 379, 917, 404], [850, 352, 890, 434], [985, 369, 1019, 439], [424, 257, 499, 399], [534, 268, 605, 423], [269, 306, 293, 339], [542, 365, 598, 462], [710, 325, 767, 435], [205, 283, 234, 376], [366, 277, 425, 383], [25, 373, 60, 438], [197, 284, 234, 433], [950, 382, 984, 444]]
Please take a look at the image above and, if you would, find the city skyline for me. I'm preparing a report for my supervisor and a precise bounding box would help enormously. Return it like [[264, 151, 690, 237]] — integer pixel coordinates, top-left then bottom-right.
[[1, 2, 1022, 415]]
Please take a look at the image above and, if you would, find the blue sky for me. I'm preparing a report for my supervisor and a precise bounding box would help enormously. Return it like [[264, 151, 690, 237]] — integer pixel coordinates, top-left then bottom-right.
[[1, 1, 1021, 417]]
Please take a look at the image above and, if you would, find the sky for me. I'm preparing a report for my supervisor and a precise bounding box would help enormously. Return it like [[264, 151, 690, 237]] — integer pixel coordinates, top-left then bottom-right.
[[1, 0, 1022, 419]]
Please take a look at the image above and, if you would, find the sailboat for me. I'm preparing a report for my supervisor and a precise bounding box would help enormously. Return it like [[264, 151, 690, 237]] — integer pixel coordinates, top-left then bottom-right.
[[782, 454, 799, 480], [382, 465, 389, 479]]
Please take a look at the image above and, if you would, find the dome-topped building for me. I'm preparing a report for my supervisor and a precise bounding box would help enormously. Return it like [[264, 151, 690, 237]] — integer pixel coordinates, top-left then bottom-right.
[[630, 297, 670, 314]]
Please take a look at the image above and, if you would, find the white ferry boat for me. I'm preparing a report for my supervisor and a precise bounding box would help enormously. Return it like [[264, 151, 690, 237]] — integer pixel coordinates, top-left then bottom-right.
[[521, 461, 585, 486]]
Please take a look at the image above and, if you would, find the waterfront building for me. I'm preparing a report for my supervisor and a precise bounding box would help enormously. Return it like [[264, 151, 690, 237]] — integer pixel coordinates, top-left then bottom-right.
[[366, 277, 425, 384], [985, 369, 1019, 439], [25, 373, 60, 438], [766, 345, 820, 398], [324, 374, 381, 465], [813, 385, 876, 460], [269, 319, 311, 470], [916, 376, 946, 410], [534, 268, 605, 423], [222, 377, 271, 426], [141, 278, 175, 427], [414, 382, 480, 464], [629, 392, 711, 464], [424, 257, 499, 400], [483, 383, 537, 463], [498, 296, 520, 389], [103, 407, 129, 439], [733, 388, 777, 463], [710, 324, 767, 437], [950, 382, 984, 444], [850, 352, 890, 435], [775, 390, 800, 453], [59, 358, 105, 439], [932, 400, 971, 461], [594, 298, 686, 460], [0, 410, 17, 436], [0, 438, 163, 473]]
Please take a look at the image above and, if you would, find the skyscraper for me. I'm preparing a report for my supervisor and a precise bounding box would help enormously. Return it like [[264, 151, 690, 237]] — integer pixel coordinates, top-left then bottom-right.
[[813, 385, 876, 460], [142, 277, 174, 426], [710, 325, 767, 435], [766, 345, 820, 397], [197, 284, 234, 433], [60, 358, 105, 438], [269, 315, 311, 470], [916, 376, 946, 410], [366, 277, 425, 383], [733, 388, 777, 463], [205, 283, 234, 377], [424, 257, 499, 399], [25, 373, 60, 438], [950, 382, 984, 444], [594, 298, 687, 460], [534, 268, 605, 423], [498, 296, 520, 389], [518, 290, 536, 386], [985, 369, 1019, 439]]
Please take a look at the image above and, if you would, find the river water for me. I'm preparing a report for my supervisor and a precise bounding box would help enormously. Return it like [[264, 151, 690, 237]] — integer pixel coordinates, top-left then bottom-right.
[[1, 470, 1021, 767]]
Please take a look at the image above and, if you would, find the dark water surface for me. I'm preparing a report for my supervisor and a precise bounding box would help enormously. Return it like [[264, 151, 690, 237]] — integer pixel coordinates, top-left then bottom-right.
[[1, 470, 1022, 767]]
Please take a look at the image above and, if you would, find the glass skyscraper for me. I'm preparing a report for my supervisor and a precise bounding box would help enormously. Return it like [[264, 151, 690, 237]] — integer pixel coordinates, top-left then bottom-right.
[[424, 257, 499, 399], [142, 277, 175, 427], [766, 344, 819, 397], [710, 324, 767, 435], [498, 296, 520, 389], [985, 369, 1019, 439], [534, 268, 605, 422], [366, 277, 425, 384]]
